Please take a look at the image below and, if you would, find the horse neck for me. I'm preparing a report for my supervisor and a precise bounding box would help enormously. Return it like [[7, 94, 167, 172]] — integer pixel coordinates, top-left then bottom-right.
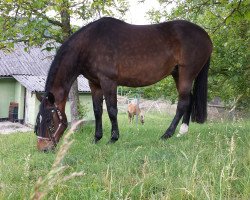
[[46, 62, 79, 111]]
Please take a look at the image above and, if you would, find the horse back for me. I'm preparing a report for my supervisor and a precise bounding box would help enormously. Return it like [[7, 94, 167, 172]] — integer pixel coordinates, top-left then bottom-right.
[[76, 17, 212, 86]]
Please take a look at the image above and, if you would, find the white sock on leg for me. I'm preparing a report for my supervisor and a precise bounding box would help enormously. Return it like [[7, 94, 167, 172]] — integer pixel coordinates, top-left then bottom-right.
[[177, 123, 189, 137]]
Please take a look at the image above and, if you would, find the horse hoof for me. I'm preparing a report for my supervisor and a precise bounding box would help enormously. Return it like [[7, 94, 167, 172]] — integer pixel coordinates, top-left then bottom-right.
[[42, 148, 55, 153], [160, 134, 172, 140], [107, 140, 114, 145], [93, 136, 102, 144], [107, 138, 118, 144]]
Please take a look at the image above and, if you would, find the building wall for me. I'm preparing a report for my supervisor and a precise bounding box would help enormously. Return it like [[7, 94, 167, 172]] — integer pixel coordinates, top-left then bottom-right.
[[57, 93, 94, 123], [66, 93, 94, 122], [0, 77, 94, 125], [25, 91, 94, 126], [0, 78, 26, 121], [15, 82, 25, 120], [0, 78, 16, 119], [25, 90, 37, 126]]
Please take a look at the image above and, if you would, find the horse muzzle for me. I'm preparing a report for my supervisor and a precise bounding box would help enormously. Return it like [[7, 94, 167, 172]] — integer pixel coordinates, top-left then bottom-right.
[[37, 137, 56, 152]]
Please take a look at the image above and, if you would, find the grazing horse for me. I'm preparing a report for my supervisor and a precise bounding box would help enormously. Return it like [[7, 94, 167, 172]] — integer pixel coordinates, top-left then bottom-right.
[[127, 103, 144, 124], [34, 17, 212, 151]]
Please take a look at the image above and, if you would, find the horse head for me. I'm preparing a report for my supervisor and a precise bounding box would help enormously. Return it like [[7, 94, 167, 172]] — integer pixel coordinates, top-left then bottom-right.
[[35, 92, 68, 152]]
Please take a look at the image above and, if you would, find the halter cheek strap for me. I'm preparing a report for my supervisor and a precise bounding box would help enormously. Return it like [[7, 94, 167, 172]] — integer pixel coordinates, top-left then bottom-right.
[[37, 105, 67, 146]]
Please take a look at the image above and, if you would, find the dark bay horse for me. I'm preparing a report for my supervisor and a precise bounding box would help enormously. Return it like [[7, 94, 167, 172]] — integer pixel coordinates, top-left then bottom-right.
[[35, 17, 212, 151]]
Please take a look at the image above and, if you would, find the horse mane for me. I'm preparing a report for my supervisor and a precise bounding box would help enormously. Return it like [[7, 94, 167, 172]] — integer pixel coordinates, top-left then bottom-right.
[[45, 41, 70, 92]]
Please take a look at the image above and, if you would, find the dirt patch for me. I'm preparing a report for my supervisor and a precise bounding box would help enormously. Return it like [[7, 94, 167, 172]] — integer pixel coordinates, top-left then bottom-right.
[[0, 121, 32, 134]]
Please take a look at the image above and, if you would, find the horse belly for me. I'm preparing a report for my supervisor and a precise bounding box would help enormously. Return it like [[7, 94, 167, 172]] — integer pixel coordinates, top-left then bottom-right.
[[118, 61, 174, 87], [115, 39, 176, 87]]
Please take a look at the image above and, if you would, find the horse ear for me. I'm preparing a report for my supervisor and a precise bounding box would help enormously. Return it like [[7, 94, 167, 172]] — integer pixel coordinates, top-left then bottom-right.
[[46, 92, 55, 104], [35, 92, 43, 102]]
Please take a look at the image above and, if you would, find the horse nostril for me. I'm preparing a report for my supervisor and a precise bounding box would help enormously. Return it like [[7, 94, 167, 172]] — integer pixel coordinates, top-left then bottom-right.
[[40, 146, 55, 153], [43, 149, 49, 153]]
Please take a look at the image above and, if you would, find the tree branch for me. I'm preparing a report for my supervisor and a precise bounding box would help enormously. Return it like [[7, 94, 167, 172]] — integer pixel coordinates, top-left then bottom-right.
[[19, 1, 64, 28], [31, 9, 63, 27], [212, 0, 243, 33]]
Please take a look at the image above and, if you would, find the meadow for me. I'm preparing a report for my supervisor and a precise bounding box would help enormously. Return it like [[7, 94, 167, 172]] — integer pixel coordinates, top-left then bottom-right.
[[0, 112, 249, 200]]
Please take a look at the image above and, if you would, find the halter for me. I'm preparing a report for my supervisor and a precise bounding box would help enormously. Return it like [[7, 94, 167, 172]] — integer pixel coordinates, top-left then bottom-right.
[[36, 104, 67, 147]]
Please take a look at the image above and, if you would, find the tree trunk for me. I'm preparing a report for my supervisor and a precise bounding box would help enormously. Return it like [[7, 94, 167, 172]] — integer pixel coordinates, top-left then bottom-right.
[[60, 0, 79, 124], [69, 80, 79, 123]]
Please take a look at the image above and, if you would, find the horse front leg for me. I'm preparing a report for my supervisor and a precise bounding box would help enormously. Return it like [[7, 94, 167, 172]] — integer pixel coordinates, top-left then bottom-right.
[[89, 82, 104, 143], [128, 112, 131, 123], [101, 78, 119, 143]]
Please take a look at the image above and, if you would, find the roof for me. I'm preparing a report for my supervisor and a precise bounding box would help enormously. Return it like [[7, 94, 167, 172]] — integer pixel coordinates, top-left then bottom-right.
[[77, 75, 91, 93], [0, 43, 90, 92], [13, 75, 46, 92], [12, 74, 90, 93], [0, 43, 53, 76]]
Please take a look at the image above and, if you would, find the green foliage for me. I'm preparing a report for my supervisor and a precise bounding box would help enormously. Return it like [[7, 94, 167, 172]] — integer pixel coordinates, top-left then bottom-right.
[[0, 0, 129, 48], [77, 101, 89, 119], [0, 114, 250, 199], [119, 78, 178, 103], [142, 77, 178, 103], [147, 0, 250, 110]]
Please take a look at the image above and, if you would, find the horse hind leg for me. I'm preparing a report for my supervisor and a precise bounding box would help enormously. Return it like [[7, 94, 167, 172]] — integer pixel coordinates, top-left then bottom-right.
[[161, 93, 191, 139], [89, 82, 104, 143], [161, 66, 193, 139], [170, 67, 193, 137], [177, 93, 193, 137]]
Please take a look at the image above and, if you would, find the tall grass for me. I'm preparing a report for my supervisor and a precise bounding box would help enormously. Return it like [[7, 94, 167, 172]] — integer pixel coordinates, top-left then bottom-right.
[[30, 121, 85, 200], [0, 112, 249, 199]]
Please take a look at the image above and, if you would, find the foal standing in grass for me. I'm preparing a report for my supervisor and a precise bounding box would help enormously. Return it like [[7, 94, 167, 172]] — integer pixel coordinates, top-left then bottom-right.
[[127, 103, 145, 125]]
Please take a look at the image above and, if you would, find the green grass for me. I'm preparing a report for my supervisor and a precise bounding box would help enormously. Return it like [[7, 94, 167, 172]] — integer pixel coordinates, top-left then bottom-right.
[[0, 112, 250, 199]]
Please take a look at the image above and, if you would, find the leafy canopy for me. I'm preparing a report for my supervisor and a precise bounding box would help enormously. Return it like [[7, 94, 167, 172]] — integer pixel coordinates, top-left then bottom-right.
[[0, 0, 129, 49], [144, 0, 250, 110]]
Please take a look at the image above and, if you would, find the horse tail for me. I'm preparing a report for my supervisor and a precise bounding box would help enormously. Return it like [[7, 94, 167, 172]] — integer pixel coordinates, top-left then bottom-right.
[[191, 57, 210, 123]]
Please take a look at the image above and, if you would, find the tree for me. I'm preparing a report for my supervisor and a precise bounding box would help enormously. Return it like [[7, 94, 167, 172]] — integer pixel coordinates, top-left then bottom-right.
[[146, 0, 250, 110], [0, 0, 129, 122]]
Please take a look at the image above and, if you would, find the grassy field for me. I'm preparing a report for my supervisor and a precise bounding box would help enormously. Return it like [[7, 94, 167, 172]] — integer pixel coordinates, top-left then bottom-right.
[[0, 112, 250, 200]]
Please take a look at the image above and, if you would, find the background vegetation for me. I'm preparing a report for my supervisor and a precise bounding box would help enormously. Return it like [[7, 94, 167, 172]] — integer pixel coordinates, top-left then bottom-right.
[[0, 113, 250, 199], [145, 0, 250, 111], [1, 0, 249, 111]]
